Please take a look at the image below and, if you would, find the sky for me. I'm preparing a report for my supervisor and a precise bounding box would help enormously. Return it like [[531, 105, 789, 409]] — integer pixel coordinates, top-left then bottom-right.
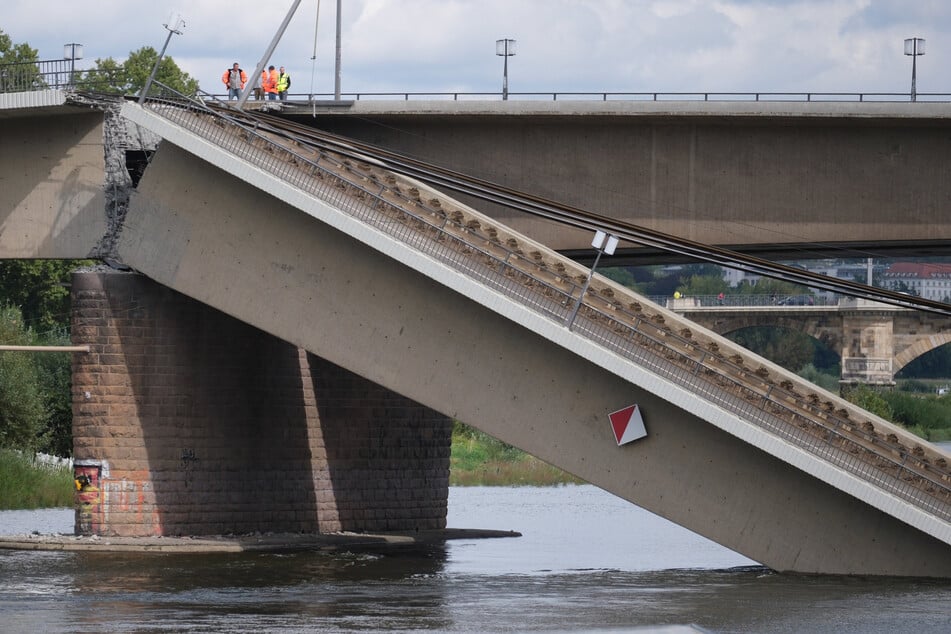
[[3, 0, 950, 99]]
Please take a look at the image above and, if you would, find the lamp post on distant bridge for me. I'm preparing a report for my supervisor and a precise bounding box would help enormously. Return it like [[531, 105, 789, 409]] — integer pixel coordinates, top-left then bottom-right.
[[496, 38, 516, 100], [904, 37, 925, 102]]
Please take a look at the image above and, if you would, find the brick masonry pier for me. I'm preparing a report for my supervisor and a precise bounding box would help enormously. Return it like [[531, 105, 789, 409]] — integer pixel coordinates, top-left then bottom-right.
[[70, 270, 452, 537]]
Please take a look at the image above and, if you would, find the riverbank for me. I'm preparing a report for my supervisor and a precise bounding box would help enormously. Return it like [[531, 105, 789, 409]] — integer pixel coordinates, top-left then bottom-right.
[[0, 449, 73, 509], [449, 424, 582, 486]]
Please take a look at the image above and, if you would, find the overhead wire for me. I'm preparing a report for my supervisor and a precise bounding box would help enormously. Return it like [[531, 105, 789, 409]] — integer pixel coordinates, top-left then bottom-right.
[[212, 105, 951, 317]]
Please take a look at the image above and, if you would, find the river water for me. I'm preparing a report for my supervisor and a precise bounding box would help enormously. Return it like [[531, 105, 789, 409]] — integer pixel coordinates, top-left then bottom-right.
[[1, 485, 949, 633]]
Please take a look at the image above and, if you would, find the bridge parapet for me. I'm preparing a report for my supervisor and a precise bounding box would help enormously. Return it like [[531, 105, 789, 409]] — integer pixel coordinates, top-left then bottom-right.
[[125, 94, 951, 529]]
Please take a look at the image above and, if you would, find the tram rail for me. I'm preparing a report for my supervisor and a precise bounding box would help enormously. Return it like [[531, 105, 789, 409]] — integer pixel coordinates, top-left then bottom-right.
[[205, 102, 951, 318]]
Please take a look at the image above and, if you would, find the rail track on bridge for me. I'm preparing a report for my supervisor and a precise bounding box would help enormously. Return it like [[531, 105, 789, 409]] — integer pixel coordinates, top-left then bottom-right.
[[130, 89, 951, 527]]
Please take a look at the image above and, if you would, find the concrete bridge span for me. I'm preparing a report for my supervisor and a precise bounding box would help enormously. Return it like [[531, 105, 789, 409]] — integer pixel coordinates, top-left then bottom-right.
[[3, 91, 951, 576], [291, 99, 951, 263]]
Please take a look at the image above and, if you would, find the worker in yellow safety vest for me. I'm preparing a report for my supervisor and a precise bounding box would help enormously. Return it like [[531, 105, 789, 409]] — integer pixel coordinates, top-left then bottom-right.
[[277, 66, 291, 101]]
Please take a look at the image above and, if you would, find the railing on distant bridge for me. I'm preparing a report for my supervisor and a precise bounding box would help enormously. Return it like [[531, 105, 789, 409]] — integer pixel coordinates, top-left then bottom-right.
[[3, 59, 950, 103], [648, 294, 834, 308], [135, 84, 951, 523]]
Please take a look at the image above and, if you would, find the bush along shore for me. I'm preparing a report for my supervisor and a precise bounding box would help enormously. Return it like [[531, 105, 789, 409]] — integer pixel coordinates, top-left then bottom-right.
[[450, 423, 583, 486], [0, 449, 74, 509]]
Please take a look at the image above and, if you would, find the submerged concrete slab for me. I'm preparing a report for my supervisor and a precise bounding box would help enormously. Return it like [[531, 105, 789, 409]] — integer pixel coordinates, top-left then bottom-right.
[[0, 528, 519, 553]]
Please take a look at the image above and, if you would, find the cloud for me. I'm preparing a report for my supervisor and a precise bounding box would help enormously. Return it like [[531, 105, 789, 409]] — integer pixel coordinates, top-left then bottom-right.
[[2, 0, 948, 97]]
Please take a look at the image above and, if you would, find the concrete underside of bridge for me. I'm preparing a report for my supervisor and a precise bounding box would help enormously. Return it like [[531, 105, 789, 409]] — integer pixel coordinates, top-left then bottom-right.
[[97, 141, 951, 577], [0, 107, 106, 258]]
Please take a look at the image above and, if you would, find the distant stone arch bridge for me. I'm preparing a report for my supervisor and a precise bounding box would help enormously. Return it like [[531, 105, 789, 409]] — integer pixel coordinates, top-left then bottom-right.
[[668, 298, 951, 385]]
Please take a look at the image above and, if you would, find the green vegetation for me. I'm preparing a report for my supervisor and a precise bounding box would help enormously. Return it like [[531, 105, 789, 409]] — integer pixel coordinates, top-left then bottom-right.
[[0, 29, 42, 92], [83, 46, 199, 96], [450, 423, 583, 486], [881, 391, 951, 442], [0, 449, 74, 509], [0, 260, 83, 459], [0, 29, 38, 65], [1, 29, 198, 96]]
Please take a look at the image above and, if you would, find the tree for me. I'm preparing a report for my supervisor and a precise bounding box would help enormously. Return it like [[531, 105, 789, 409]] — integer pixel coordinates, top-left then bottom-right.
[[600, 267, 645, 293], [0, 29, 38, 65], [680, 272, 728, 297], [0, 306, 45, 451], [80, 57, 126, 94], [86, 46, 198, 96], [33, 330, 73, 457], [727, 326, 817, 373], [0, 29, 42, 92], [844, 385, 893, 420], [0, 260, 81, 334], [0, 261, 84, 457]]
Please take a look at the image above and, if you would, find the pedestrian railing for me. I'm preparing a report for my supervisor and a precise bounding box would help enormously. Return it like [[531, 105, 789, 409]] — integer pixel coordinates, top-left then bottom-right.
[[3, 60, 948, 105], [136, 85, 951, 524], [0, 59, 122, 94], [212, 91, 951, 104]]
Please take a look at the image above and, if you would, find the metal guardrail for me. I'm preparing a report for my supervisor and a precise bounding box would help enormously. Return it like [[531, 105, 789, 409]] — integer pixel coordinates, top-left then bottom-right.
[[138, 87, 951, 523], [211, 91, 951, 104], [3, 59, 948, 104]]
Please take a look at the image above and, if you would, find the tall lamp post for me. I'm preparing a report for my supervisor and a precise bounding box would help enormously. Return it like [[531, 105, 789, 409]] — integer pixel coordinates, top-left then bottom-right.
[[63, 43, 83, 88], [496, 38, 516, 100], [904, 37, 925, 102], [567, 230, 619, 331], [139, 13, 186, 104], [334, 0, 343, 100]]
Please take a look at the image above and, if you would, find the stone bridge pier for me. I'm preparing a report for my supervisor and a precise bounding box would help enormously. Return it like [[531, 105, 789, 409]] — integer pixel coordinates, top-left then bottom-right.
[[840, 310, 896, 386], [70, 270, 452, 537]]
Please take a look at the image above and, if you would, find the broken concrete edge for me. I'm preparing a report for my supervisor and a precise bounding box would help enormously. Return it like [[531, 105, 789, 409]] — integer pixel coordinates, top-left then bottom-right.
[[0, 528, 520, 554]]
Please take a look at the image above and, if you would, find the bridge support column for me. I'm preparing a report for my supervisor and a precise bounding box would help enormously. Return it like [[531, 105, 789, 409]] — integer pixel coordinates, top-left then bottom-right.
[[70, 271, 451, 537], [840, 311, 896, 387]]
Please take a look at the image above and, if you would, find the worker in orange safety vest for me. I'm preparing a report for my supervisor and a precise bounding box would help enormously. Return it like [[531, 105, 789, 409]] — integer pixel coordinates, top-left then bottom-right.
[[262, 65, 279, 100], [221, 63, 248, 100]]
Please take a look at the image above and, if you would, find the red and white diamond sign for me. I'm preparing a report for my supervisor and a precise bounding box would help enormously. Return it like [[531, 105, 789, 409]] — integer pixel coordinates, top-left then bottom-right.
[[609, 404, 647, 446]]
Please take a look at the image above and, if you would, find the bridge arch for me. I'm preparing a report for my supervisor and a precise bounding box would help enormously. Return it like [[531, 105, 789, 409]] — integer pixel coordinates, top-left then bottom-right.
[[894, 334, 951, 375], [683, 313, 842, 359]]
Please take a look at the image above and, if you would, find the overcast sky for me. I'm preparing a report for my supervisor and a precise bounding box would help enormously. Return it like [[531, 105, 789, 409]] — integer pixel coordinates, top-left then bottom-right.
[[3, 1, 949, 98]]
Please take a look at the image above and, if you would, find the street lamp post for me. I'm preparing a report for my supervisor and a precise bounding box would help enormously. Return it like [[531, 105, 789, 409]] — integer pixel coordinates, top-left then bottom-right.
[[63, 43, 83, 87], [904, 37, 925, 102], [139, 13, 186, 104], [334, 0, 343, 100], [567, 230, 619, 331], [495, 38, 516, 100]]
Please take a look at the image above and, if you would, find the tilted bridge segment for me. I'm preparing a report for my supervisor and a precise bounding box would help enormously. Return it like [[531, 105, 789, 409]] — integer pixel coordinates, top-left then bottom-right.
[[2, 89, 951, 576], [667, 299, 951, 385]]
